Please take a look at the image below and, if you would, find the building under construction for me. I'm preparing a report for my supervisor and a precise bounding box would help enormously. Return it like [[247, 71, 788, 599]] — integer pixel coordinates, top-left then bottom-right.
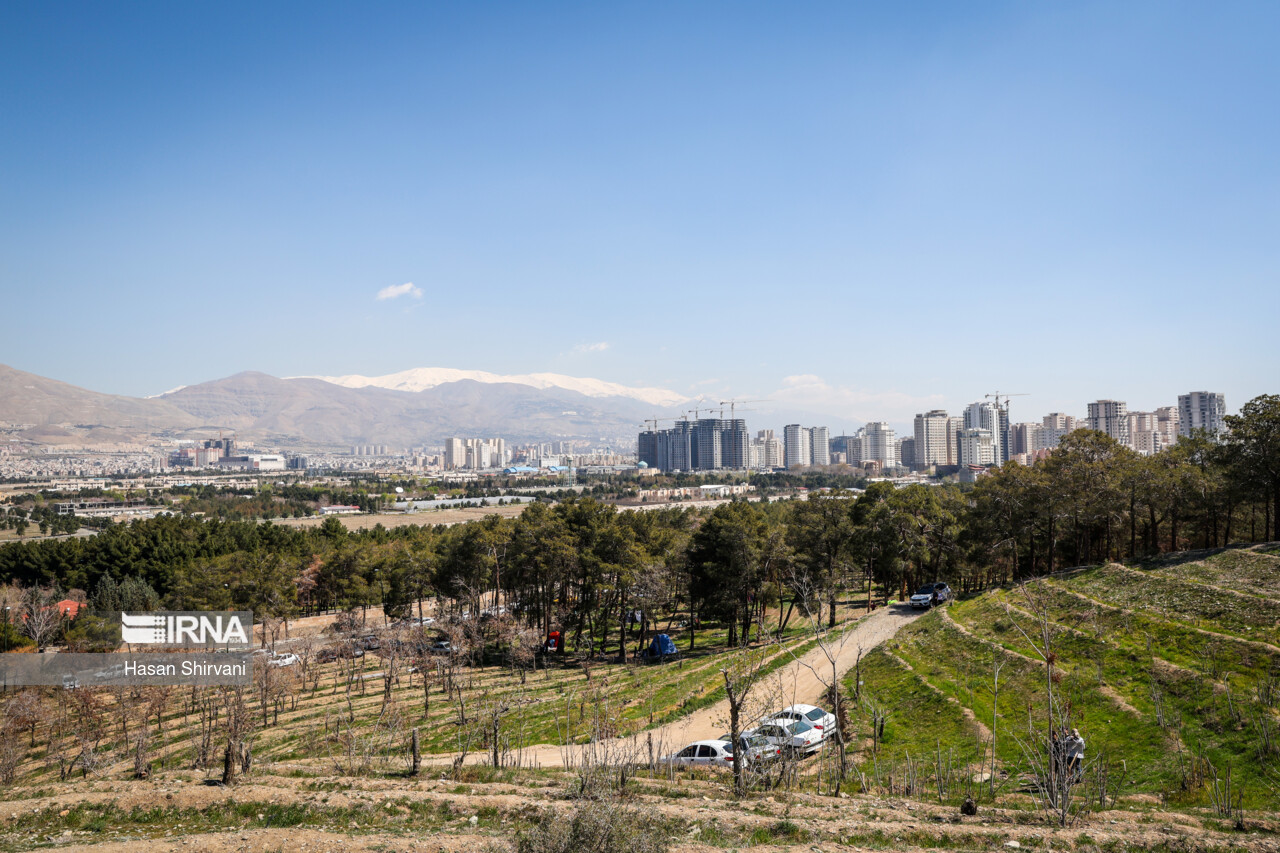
[[638, 417, 749, 472]]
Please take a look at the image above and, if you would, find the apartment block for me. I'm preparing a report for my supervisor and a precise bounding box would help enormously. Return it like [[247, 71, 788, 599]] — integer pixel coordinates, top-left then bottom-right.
[[1178, 391, 1227, 438]]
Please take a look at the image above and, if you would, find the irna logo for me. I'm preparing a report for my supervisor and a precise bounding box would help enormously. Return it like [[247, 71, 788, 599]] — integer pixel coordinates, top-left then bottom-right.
[[121, 612, 251, 647]]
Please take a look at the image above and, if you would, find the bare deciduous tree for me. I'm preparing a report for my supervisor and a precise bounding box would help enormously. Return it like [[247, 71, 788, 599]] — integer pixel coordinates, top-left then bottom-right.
[[18, 585, 64, 651]]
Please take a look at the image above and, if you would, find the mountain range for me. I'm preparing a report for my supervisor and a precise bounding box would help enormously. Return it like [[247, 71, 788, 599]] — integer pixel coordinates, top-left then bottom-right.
[[0, 364, 686, 449], [294, 367, 687, 408]]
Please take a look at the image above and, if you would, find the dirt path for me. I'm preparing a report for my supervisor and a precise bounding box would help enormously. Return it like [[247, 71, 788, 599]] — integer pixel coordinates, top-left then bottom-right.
[[444, 604, 923, 768]]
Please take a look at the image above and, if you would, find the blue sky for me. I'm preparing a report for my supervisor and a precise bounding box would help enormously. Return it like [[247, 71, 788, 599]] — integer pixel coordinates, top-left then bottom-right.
[[2, 1, 1277, 428]]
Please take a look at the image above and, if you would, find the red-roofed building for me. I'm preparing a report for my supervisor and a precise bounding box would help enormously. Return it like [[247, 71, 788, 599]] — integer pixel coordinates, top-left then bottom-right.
[[54, 600, 82, 620]]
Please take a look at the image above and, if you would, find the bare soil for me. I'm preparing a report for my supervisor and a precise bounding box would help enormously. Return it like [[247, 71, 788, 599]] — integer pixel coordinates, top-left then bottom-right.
[[5, 771, 1277, 852]]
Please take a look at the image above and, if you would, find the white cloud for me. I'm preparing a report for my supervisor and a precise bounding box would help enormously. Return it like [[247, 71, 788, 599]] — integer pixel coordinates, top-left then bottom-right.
[[771, 374, 945, 425], [376, 282, 423, 301], [572, 342, 610, 354]]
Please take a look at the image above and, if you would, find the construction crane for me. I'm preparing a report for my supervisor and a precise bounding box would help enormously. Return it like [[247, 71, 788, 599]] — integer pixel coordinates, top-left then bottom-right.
[[641, 417, 681, 432], [719, 399, 771, 420], [984, 391, 1030, 416]]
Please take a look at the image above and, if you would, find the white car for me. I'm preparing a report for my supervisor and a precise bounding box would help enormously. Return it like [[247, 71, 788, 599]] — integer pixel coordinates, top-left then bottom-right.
[[717, 732, 784, 767], [910, 582, 953, 609], [660, 739, 736, 769], [755, 719, 823, 756], [267, 653, 299, 668], [773, 704, 838, 741]]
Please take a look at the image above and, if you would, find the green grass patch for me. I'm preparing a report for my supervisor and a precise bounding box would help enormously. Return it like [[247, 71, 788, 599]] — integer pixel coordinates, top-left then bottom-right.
[[1060, 563, 1280, 646]]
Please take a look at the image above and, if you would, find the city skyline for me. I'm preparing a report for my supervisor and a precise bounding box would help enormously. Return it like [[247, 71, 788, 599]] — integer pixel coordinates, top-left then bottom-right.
[[0, 357, 1248, 440], [2, 2, 1277, 424]]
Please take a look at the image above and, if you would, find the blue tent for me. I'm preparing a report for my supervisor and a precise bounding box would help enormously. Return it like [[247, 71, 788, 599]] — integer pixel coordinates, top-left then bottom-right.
[[647, 633, 677, 658]]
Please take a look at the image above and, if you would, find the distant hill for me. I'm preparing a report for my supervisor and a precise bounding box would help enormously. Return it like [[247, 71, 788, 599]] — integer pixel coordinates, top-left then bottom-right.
[[298, 366, 688, 408], [0, 364, 199, 433], [0, 364, 671, 448]]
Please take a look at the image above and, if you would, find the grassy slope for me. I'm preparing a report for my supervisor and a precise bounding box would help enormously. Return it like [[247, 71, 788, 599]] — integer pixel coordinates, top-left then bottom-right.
[[847, 546, 1280, 808]]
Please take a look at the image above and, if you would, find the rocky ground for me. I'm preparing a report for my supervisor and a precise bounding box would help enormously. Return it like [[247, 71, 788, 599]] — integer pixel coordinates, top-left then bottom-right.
[[2, 768, 1276, 852]]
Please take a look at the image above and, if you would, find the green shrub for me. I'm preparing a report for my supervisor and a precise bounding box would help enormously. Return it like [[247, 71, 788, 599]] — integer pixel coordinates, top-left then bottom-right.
[[511, 802, 668, 853]]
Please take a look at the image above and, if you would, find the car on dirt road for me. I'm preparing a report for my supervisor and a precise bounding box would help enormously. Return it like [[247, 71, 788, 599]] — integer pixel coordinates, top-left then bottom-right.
[[660, 740, 736, 769], [773, 704, 838, 741], [910, 582, 953, 609], [753, 719, 823, 756], [716, 732, 785, 767]]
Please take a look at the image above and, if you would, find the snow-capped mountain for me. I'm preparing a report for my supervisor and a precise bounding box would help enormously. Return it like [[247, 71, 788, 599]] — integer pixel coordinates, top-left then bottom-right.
[[295, 367, 688, 408]]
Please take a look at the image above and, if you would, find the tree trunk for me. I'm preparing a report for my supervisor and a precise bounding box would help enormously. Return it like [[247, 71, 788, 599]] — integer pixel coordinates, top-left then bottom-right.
[[1129, 485, 1137, 559], [221, 742, 236, 786], [411, 728, 421, 775]]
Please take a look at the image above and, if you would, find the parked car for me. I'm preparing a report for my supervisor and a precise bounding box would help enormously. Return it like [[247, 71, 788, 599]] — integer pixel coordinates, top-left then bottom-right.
[[910, 582, 953, 609], [318, 645, 364, 662], [754, 718, 823, 756], [716, 732, 783, 767], [430, 641, 453, 655], [267, 653, 299, 668], [773, 704, 838, 741], [660, 739, 735, 769], [93, 663, 126, 682]]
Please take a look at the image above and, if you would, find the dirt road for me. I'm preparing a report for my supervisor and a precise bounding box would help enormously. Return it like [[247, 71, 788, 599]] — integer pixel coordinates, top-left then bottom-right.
[[455, 603, 923, 768]]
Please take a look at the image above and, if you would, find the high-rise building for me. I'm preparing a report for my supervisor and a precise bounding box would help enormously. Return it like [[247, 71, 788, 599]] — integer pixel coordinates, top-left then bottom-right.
[[830, 434, 862, 465], [946, 417, 964, 465], [784, 424, 811, 469], [958, 428, 996, 466], [663, 420, 694, 471], [1010, 422, 1042, 456], [444, 438, 466, 470], [913, 410, 952, 467], [964, 402, 1006, 463], [1178, 392, 1227, 438], [899, 437, 916, 469], [1127, 411, 1162, 455], [1087, 400, 1130, 446], [691, 418, 724, 470], [863, 422, 898, 470], [1156, 406, 1180, 445], [720, 419, 749, 469], [1039, 413, 1077, 449], [638, 431, 659, 468], [809, 426, 830, 466], [641, 418, 756, 472], [445, 437, 506, 469], [751, 429, 784, 470]]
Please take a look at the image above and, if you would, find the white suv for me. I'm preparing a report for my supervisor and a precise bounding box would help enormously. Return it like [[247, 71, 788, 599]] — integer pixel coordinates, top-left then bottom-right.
[[910, 582, 953, 609]]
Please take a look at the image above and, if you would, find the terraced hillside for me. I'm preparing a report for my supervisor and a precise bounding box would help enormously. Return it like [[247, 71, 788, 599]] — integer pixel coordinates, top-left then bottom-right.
[[848, 544, 1280, 809], [4, 610, 873, 788]]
